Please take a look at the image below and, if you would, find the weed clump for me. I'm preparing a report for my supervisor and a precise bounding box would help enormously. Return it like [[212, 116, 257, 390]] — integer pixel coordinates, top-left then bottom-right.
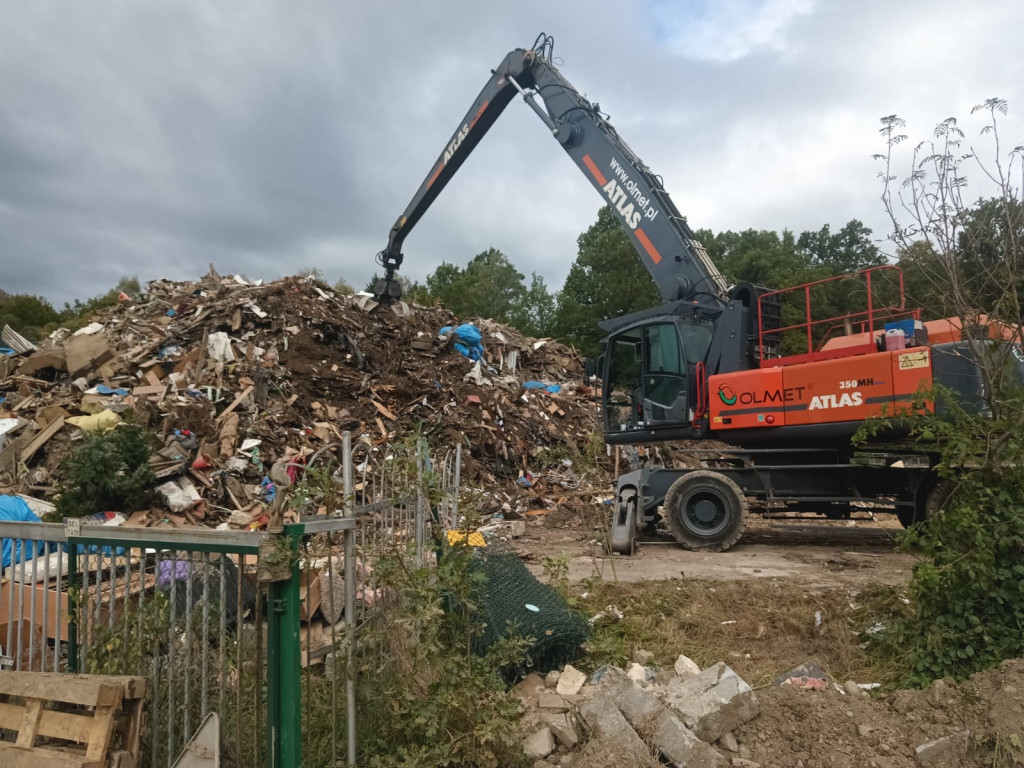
[[326, 542, 531, 768]]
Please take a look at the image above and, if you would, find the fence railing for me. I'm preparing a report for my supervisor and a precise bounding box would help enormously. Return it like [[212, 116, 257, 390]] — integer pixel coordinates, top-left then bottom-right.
[[0, 521, 69, 674], [0, 433, 459, 767]]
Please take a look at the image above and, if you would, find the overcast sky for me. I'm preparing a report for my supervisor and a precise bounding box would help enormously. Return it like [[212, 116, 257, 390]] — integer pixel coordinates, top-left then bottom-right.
[[1, 0, 1022, 306]]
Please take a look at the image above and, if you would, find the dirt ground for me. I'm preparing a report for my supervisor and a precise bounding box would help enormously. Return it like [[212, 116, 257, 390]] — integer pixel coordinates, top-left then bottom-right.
[[521, 510, 918, 591], [519, 509, 1024, 767]]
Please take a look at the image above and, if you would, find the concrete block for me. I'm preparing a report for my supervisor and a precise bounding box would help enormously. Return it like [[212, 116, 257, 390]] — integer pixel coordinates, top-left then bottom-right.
[[524, 727, 555, 759], [556, 664, 587, 696], [538, 692, 569, 712], [674, 654, 702, 680], [664, 662, 760, 743], [579, 695, 651, 764], [515, 672, 547, 706], [608, 678, 722, 768], [540, 712, 579, 749], [627, 662, 650, 682], [914, 730, 970, 766]]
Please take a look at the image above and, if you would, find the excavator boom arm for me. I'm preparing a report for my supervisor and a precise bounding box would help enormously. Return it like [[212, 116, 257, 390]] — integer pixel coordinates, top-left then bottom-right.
[[377, 34, 727, 306]]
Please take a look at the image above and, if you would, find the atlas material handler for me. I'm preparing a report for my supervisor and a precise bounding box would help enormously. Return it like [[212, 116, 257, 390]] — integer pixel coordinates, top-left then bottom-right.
[[373, 33, 1023, 553]]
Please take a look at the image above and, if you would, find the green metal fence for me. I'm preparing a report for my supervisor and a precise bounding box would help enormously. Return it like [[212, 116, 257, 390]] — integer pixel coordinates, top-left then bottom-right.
[[0, 432, 458, 767]]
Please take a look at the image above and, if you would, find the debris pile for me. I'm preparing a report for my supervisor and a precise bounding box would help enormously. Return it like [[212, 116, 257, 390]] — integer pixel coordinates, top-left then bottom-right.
[[0, 269, 604, 527]]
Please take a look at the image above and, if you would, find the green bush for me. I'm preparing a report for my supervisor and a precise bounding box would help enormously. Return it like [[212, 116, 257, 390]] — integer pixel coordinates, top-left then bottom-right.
[[345, 542, 530, 768], [54, 423, 156, 519], [869, 385, 1024, 685]]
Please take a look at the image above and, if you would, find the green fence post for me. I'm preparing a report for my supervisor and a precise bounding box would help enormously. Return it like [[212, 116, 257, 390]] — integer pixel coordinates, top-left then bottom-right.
[[267, 523, 303, 768]]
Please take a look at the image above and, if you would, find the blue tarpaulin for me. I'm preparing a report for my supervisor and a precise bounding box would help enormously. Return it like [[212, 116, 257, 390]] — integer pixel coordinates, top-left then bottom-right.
[[523, 381, 562, 394], [440, 323, 485, 361], [0, 495, 45, 569]]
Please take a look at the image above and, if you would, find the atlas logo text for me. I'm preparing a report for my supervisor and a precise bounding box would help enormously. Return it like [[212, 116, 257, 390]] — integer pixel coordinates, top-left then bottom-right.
[[808, 392, 863, 410], [444, 124, 470, 165], [602, 180, 642, 228]]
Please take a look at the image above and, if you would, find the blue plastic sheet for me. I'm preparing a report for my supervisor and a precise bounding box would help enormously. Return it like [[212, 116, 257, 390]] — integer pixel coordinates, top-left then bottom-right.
[[440, 324, 484, 361], [0, 495, 45, 569], [523, 381, 562, 394], [96, 385, 130, 396], [261, 476, 277, 501]]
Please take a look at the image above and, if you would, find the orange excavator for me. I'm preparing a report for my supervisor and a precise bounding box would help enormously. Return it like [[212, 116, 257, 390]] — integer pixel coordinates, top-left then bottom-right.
[[372, 33, 1022, 552]]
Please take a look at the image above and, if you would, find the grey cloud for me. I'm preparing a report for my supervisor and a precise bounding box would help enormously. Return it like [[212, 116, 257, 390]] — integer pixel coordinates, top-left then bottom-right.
[[0, 0, 1021, 306]]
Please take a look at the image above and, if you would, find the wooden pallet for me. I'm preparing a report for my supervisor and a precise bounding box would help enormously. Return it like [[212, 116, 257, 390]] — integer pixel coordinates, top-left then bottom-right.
[[0, 672, 146, 768]]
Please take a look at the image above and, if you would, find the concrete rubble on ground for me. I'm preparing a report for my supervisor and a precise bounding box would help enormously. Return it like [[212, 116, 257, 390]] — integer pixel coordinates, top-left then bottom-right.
[[517, 652, 761, 767], [0, 269, 605, 532]]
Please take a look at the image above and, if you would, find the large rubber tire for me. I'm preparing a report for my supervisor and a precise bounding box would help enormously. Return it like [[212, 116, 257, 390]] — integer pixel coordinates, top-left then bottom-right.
[[924, 480, 954, 519], [900, 477, 954, 529], [663, 470, 748, 552]]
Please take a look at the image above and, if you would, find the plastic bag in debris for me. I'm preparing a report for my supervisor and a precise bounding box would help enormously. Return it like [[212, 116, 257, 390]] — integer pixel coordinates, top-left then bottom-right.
[[439, 324, 484, 361], [67, 410, 123, 432], [0, 495, 45, 569], [207, 331, 236, 363], [157, 478, 202, 513], [463, 360, 492, 386]]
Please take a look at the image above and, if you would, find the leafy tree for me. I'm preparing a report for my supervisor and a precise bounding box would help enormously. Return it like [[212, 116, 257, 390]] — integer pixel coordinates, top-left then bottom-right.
[[402, 279, 432, 306], [957, 197, 1024, 323], [699, 227, 811, 289], [297, 266, 326, 282], [455, 248, 528, 322], [333, 277, 355, 295], [869, 98, 1024, 684], [509, 273, 557, 338], [115, 275, 143, 301], [419, 248, 545, 330], [552, 206, 661, 356], [797, 220, 884, 273], [895, 240, 949, 319], [0, 294, 60, 340], [423, 263, 463, 305]]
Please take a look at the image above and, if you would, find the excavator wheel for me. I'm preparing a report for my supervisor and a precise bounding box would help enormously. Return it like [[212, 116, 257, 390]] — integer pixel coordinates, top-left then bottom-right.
[[609, 488, 639, 555], [899, 477, 954, 529], [663, 470, 748, 552]]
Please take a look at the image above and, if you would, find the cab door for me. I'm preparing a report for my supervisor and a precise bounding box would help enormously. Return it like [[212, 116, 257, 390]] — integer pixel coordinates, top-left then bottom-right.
[[639, 322, 689, 427]]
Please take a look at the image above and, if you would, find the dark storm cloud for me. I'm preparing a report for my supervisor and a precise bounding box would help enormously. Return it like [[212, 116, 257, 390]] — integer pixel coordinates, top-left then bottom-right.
[[0, 0, 1021, 306]]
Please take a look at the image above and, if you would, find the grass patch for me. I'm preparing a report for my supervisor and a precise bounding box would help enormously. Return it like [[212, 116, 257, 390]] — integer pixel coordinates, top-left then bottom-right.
[[576, 578, 911, 688]]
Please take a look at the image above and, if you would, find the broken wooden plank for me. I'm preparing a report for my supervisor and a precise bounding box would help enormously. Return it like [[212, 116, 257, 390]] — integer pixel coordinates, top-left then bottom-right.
[[131, 384, 167, 403], [215, 385, 254, 425], [0, 672, 124, 708], [19, 417, 64, 464], [372, 400, 398, 420]]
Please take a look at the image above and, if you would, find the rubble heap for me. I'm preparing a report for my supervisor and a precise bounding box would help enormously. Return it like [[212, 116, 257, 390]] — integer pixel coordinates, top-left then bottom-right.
[[0, 269, 603, 526], [517, 655, 760, 768]]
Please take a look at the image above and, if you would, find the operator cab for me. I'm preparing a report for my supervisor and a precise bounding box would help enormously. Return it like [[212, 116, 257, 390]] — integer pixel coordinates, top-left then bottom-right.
[[602, 316, 714, 442]]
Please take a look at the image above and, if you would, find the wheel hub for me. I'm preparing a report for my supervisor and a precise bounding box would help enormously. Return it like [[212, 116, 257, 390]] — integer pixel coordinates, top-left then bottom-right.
[[693, 499, 719, 524]]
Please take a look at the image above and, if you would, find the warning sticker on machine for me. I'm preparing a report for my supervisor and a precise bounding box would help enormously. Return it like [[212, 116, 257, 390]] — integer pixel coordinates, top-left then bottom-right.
[[898, 350, 930, 370]]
